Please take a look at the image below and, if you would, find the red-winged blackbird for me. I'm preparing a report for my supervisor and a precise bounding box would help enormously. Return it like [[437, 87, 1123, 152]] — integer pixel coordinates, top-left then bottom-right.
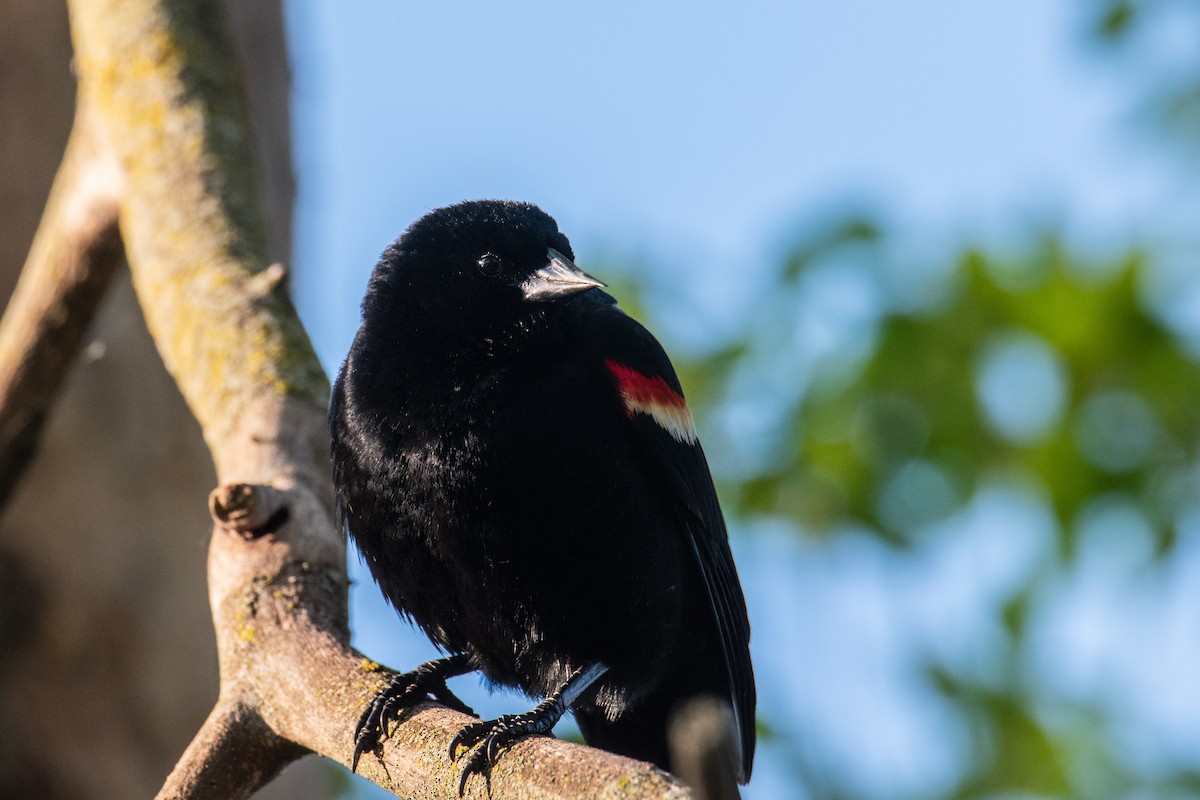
[[330, 200, 755, 791]]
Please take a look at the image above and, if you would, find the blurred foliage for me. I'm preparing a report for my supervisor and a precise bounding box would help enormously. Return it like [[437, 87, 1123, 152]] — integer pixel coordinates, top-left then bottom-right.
[[642, 219, 1200, 798], [751, 240, 1200, 558], [603, 4, 1200, 799], [670, 224, 1200, 552], [1091, 0, 1200, 157]]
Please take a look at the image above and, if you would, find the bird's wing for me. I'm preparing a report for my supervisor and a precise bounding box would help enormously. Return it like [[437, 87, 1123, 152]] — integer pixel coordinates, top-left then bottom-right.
[[329, 369, 355, 541], [575, 295, 756, 780]]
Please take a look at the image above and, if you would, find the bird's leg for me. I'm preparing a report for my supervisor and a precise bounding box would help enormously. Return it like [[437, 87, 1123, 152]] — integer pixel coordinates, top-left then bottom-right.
[[449, 662, 608, 795], [353, 653, 477, 772]]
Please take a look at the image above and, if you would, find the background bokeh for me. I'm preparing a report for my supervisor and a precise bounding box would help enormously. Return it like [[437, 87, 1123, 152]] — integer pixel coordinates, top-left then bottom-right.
[[286, 2, 1200, 798]]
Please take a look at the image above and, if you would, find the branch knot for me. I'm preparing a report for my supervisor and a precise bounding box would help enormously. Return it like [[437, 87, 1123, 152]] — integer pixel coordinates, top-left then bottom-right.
[[209, 482, 290, 539]]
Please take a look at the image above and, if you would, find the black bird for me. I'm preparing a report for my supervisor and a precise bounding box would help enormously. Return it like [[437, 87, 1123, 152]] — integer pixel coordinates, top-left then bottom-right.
[[330, 200, 755, 791]]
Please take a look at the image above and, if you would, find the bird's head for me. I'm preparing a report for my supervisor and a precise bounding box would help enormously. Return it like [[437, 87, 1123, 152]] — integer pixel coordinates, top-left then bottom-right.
[[362, 200, 604, 341]]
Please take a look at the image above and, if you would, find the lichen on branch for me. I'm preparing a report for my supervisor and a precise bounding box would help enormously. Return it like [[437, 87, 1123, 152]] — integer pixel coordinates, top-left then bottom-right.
[[68, 0, 326, 447]]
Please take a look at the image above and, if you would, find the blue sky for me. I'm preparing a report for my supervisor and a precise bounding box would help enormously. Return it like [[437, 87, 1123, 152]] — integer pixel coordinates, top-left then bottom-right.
[[282, 3, 1195, 798], [288, 1, 1166, 370]]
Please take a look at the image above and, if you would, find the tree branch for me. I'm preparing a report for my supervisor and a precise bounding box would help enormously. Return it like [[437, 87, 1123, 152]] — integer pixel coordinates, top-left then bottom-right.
[[55, 1, 691, 797], [0, 99, 123, 510], [155, 701, 306, 800]]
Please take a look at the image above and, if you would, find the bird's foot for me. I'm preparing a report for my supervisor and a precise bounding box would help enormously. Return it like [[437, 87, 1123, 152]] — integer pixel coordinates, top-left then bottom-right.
[[353, 653, 476, 772], [448, 694, 569, 795]]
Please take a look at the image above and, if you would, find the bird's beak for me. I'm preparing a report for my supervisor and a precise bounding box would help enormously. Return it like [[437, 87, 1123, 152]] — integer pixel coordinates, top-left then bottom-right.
[[520, 248, 605, 301]]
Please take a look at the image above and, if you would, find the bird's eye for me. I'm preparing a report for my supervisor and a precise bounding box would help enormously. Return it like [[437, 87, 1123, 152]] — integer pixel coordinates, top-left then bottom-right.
[[477, 254, 502, 277]]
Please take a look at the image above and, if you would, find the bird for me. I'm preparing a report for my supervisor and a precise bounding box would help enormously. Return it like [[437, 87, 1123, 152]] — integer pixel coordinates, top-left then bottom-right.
[[329, 199, 755, 792]]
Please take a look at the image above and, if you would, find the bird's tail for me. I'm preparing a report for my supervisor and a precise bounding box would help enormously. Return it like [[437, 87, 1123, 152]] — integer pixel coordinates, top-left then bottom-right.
[[574, 691, 676, 774], [576, 688, 749, 786]]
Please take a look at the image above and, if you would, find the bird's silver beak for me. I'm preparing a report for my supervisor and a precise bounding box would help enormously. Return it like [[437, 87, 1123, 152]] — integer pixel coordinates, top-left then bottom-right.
[[520, 248, 605, 301]]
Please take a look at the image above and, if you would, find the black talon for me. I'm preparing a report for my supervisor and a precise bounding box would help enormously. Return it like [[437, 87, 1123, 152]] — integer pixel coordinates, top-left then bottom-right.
[[447, 664, 607, 795], [352, 653, 476, 772], [457, 745, 494, 795], [449, 688, 572, 794]]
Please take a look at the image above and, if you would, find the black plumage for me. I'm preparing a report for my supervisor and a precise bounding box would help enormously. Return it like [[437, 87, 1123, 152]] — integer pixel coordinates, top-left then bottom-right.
[[329, 200, 755, 788]]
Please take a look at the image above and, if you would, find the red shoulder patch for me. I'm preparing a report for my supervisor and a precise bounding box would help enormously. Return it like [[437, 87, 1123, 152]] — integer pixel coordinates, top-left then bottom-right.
[[605, 360, 697, 444]]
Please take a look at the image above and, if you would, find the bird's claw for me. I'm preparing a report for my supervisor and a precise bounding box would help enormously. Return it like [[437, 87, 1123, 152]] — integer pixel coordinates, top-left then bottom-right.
[[456, 745, 494, 795], [448, 700, 565, 794], [352, 655, 476, 773]]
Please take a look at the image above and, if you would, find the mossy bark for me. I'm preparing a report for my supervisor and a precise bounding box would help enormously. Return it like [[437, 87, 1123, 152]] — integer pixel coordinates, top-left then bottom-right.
[[68, 0, 326, 451]]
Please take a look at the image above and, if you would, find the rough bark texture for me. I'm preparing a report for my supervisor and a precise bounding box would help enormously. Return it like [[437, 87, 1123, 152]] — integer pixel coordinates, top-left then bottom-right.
[[0, 0, 326, 797], [21, 0, 695, 798]]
